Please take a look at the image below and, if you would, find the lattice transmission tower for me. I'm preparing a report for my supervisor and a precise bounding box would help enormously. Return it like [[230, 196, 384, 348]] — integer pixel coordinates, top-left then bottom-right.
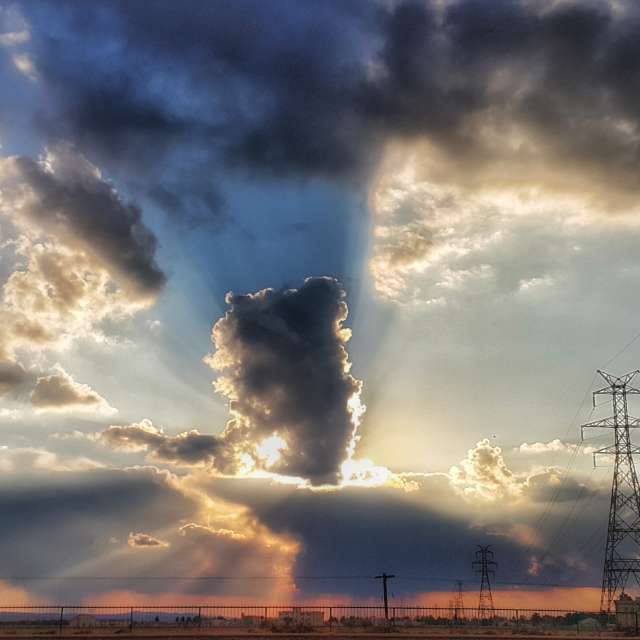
[[582, 370, 640, 613], [452, 580, 465, 620], [473, 546, 496, 618]]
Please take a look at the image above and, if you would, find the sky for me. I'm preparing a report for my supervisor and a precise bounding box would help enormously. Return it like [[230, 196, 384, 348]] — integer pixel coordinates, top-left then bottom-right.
[[1, 0, 640, 609]]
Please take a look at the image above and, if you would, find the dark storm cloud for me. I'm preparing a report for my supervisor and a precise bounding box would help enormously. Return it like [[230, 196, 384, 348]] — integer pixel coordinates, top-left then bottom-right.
[[209, 277, 362, 485], [17, 0, 640, 199], [0, 467, 295, 600], [4, 148, 165, 299], [202, 475, 609, 594], [0, 468, 197, 595]]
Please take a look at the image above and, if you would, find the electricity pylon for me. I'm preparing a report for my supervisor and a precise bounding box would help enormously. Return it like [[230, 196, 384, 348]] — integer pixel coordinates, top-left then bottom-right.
[[582, 370, 640, 613], [473, 546, 496, 619], [452, 580, 465, 621]]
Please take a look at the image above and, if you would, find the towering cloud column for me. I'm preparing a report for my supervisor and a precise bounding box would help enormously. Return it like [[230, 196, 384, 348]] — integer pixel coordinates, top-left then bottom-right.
[[208, 276, 364, 485]]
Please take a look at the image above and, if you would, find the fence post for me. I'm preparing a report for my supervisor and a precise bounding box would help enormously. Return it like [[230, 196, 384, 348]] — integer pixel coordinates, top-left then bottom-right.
[[329, 607, 332, 630], [264, 606, 268, 624], [198, 606, 202, 628], [129, 607, 134, 631], [59, 606, 64, 634]]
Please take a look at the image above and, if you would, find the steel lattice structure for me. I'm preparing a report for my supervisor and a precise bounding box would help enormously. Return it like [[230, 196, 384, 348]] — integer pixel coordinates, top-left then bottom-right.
[[473, 546, 496, 618], [452, 580, 465, 620], [582, 370, 640, 613]]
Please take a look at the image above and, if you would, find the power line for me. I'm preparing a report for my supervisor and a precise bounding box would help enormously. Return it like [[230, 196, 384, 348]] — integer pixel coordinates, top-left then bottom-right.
[[0, 574, 603, 588]]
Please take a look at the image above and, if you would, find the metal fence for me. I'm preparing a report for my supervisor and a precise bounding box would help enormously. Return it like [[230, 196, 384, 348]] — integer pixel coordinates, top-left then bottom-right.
[[0, 605, 615, 632]]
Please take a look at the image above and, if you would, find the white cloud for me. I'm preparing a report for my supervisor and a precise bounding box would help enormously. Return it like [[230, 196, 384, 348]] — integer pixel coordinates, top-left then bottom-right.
[[517, 439, 597, 456], [368, 152, 640, 306], [449, 438, 597, 504], [449, 438, 522, 502]]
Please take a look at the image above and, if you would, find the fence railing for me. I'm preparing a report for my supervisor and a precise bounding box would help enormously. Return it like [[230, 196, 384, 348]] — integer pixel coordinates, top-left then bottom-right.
[[0, 605, 616, 631]]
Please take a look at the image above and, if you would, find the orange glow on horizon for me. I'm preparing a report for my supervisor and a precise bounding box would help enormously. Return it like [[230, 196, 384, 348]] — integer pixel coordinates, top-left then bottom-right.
[[78, 587, 602, 612]]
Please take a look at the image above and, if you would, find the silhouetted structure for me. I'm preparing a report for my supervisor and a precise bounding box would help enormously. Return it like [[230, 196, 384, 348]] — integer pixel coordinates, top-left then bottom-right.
[[375, 573, 395, 620], [473, 546, 496, 619], [452, 580, 465, 620], [582, 370, 640, 613]]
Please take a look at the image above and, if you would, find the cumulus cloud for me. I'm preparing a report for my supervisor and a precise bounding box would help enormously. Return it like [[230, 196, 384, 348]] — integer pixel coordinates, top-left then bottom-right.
[[449, 438, 598, 504], [30, 365, 116, 414], [0, 144, 165, 300], [0, 145, 165, 403], [99, 418, 222, 466], [0, 237, 143, 359], [96, 278, 365, 485], [206, 277, 364, 485], [450, 438, 522, 502], [127, 531, 169, 549]]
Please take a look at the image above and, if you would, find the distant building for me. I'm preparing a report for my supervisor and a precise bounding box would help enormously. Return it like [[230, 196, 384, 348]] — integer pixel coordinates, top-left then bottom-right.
[[278, 608, 324, 626], [69, 614, 97, 628]]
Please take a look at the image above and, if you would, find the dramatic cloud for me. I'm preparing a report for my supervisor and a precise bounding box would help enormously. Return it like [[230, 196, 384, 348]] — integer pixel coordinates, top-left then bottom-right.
[[449, 439, 598, 504], [128, 531, 169, 549], [0, 144, 165, 299], [368, 151, 640, 304], [450, 438, 522, 502], [0, 145, 165, 404], [9, 0, 640, 199], [31, 365, 116, 414], [0, 237, 144, 358], [199, 473, 606, 596], [0, 466, 299, 601], [207, 277, 364, 485], [97, 278, 365, 485], [100, 419, 222, 466]]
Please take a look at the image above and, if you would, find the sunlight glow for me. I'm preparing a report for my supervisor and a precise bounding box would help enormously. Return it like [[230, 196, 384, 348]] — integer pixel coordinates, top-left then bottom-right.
[[255, 434, 287, 469]]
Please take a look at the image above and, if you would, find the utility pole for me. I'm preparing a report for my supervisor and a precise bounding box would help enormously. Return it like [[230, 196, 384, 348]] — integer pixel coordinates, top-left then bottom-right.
[[473, 546, 496, 619], [452, 580, 465, 621], [582, 370, 640, 613], [375, 573, 395, 620]]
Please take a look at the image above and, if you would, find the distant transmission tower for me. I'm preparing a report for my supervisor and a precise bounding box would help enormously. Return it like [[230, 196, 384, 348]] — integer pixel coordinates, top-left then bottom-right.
[[582, 370, 640, 613], [473, 546, 496, 618], [452, 580, 465, 620]]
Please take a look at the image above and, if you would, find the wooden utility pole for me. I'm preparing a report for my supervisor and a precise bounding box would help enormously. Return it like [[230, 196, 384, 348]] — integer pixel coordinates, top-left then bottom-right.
[[375, 573, 395, 620]]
